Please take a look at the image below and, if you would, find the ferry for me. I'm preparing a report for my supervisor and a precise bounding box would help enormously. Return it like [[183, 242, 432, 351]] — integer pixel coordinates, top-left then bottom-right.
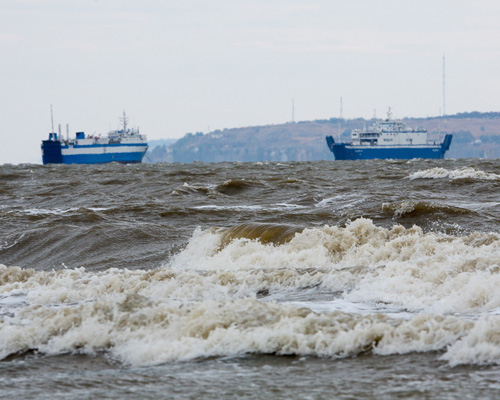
[[326, 109, 452, 160], [41, 112, 148, 164]]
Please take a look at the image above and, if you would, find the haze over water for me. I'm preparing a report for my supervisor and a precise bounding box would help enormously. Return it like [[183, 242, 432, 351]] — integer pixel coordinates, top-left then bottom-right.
[[2, 159, 500, 399]]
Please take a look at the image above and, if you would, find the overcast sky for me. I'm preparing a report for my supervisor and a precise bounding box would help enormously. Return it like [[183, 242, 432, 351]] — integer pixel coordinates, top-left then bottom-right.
[[2, 0, 500, 164]]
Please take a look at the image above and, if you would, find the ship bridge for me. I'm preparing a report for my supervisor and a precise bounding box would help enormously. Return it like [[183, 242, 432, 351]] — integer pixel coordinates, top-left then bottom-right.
[[351, 109, 428, 146]]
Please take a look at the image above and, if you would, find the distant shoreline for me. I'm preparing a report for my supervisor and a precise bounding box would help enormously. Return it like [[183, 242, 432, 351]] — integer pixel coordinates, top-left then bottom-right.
[[146, 111, 500, 163]]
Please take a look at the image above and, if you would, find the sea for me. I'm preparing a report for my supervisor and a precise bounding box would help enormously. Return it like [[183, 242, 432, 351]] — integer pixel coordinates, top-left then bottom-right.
[[1, 159, 500, 399]]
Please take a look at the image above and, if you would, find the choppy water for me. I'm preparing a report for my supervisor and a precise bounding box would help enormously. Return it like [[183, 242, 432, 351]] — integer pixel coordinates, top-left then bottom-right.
[[1, 159, 500, 399]]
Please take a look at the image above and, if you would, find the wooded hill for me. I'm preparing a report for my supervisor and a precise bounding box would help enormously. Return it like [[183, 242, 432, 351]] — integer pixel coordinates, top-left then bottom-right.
[[145, 112, 500, 163]]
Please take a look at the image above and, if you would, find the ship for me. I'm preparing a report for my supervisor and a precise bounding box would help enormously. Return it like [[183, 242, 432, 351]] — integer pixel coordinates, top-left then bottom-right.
[[326, 109, 452, 160], [41, 112, 148, 165]]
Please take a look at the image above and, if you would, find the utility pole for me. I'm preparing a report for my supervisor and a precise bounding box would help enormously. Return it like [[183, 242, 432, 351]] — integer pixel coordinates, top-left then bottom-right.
[[442, 53, 446, 116], [338, 97, 343, 142]]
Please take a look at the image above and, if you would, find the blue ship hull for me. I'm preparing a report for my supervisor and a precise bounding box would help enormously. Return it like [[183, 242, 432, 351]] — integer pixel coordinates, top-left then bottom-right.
[[326, 134, 453, 160], [42, 140, 148, 165], [60, 151, 146, 164]]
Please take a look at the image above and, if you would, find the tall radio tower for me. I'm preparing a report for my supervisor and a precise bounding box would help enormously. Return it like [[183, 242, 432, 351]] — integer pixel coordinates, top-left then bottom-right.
[[338, 96, 343, 142], [442, 53, 446, 116]]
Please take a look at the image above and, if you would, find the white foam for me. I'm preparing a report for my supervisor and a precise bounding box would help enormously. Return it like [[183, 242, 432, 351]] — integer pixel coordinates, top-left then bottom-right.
[[186, 220, 500, 315], [2, 218, 500, 366], [0, 291, 27, 306], [441, 316, 500, 366], [315, 194, 363, 209], [21, 207, 79, 216], [192, 204, 307, 211], [409, 167, 500, 181], [0, 293, 480, 366], [271, 203, 308, 210], [13, 207, 108, 216], [290, 299, 414, 319], [192, 205, 263, 211], [0, 233, 26, 251]]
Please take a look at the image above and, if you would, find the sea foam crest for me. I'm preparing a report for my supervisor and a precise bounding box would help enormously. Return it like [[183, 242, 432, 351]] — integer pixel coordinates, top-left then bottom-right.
[[0, 289, 496, 367], [0, 289, 475, 366], [4, 218, 499, 312], [2, 219, 500, 366], [409, 167, 500, 180], [442, 316, 500, 366]]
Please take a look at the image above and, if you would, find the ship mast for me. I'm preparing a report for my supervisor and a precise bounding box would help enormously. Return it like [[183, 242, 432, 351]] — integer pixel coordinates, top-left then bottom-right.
[[50, 104, 55, 133], [386, 107, 392, 121], [121, 110, 128, 132]]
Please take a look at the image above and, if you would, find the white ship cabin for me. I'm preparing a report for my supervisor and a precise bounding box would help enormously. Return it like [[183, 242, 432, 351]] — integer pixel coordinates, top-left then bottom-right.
[[66, 128, 146, 146], [73, 132, 95, 145], [351, 109, 428, 146], [109, 127, 147, 143], [107, 112, 147, 143], [66, 132, 107, 145], [59, 112, 146, 146]]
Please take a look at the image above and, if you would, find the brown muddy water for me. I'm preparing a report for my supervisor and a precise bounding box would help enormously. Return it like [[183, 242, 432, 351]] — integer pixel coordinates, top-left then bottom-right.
[[1, 159, 500, 399]]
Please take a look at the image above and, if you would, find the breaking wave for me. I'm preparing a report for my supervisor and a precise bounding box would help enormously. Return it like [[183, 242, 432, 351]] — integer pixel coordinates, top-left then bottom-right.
[[218, 222, 303, 246], [409, 167, 500, 181], [382, 200, 475, 218], [215, 179, 262, 195], [2, 218, 500, 366]]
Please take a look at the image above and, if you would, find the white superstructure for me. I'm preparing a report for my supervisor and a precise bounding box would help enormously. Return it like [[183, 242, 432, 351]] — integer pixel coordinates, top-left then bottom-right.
[[351, 109, 428, 146]]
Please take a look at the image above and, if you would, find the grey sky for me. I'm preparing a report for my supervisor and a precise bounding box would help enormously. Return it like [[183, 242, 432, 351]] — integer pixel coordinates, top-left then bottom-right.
[[2, 0, 500, 164]]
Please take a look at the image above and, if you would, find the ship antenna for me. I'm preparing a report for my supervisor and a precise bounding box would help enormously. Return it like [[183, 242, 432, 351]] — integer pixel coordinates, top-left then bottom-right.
[[121, 110, 128, 132], [50, 104, 54, 133], [387, 107, 392, 121]]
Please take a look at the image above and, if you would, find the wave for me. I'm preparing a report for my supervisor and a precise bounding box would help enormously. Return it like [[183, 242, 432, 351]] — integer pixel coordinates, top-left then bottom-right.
[[2, 218, 500, 366], [215, 179, 262, 196], [382, 200, 475, 218], [0, 283, 497, 367], [2, 206, 111, 221], [219, 223, 303, 246], [192, 205, 264, 211], [172, 179, 263, 198], [192, 204, 307, 212], [14, 206, 104, 219], [315, 194, 364, 209], [171, 182, 220, 198], [409, 167, 500, 181]]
